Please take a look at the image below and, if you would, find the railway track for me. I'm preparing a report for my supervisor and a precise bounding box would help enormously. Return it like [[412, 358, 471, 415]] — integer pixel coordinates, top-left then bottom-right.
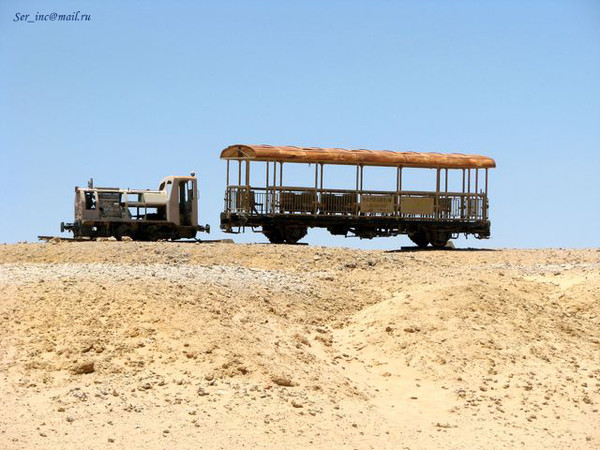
[[38, 236, 234, 244]]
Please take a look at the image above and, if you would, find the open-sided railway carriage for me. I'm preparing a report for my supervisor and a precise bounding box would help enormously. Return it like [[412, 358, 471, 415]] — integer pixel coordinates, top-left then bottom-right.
[[220, 145, 496, 247]]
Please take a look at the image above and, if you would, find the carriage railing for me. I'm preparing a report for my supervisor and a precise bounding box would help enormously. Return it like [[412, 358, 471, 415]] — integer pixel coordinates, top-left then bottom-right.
[[224, 186, 487, 221]]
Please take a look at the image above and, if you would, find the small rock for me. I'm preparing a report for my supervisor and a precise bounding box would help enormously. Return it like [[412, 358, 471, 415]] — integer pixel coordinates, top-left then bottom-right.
[[108, 438, 115, 443], [404, 327, 419, 333], [66, 416, 75, 423], [291, 399, 303, 408], [272, 376, 296, 387], [71, 361, 95, 375], [197, 387, 209, 396]]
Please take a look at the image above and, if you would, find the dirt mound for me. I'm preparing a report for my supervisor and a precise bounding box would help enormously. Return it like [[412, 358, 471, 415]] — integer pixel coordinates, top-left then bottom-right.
[[0, 243, 598, 448]]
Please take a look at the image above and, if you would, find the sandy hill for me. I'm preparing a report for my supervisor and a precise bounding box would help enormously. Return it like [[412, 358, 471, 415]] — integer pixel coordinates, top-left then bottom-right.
[[0, 242, 599, 449]]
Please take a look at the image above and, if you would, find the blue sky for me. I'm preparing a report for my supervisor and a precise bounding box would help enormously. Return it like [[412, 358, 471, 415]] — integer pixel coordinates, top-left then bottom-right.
[[1, 0, 599, 248]]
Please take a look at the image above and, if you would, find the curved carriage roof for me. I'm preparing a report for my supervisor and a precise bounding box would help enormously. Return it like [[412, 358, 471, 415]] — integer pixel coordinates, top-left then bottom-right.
[[220, 144, 496, 169]]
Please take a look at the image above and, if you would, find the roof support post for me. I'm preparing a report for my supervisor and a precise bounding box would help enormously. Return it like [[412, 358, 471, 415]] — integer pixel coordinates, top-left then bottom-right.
[[461, 168, 465, 219], [272, 162, 276, 213], [279, 162, 283, 187], [475, 168, 479, 219], [467, 169, 471, 194], [445, 168, 448, 193], [245, 161, 250, 187], [485, 168, 488, 196], [225, 160, 230, 212], [396, 166, 402, 215], [360, 165, 364, 191], [467, 169, 472, 219], [445, 168, 449, 218], [314, 163, 318, 214], [265, 161, 269, 214], [319, 163, 324, 205], [279, 162, 283, 213], [484, 168, 489, 221], [359, 165, 364, 215], [320, 163, 324, 191], [238, 161, 241, 186], [436, 168, 441, 219], [355, 165, 360, 215]]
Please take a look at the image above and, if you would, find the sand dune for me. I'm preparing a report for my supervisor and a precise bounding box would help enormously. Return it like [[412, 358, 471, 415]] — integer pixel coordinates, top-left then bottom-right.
[[0, 242, 598, 449]]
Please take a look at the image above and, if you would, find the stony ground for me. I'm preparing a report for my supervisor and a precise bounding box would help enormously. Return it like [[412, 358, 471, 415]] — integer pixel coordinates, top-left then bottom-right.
[[0, 241, 599, 449]]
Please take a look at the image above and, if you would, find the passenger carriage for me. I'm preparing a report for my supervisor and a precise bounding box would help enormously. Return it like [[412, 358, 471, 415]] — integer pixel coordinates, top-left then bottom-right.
[[220, 145, 496, 247]]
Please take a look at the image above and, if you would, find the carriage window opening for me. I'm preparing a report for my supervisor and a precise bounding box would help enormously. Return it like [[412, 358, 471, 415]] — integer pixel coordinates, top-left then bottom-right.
[[399, 168, 437, 192], [85, 192, 96, 210]]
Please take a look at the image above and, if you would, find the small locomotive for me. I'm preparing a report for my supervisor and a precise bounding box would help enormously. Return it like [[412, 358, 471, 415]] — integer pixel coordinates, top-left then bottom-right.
[[61, 174, 209, 241]]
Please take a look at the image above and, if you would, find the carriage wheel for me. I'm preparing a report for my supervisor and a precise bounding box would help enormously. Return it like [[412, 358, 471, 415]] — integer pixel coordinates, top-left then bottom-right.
[[263, 226, 307, 244], [283, 227, 307, 244], [408, 231, 429, 249], [263, 226, 285, 244], [431, 239, 449, 249], [429, 231, 451, 249]]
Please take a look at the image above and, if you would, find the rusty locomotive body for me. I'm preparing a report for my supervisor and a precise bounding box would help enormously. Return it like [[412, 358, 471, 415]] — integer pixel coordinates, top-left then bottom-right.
[[61, 174, 209, 241]]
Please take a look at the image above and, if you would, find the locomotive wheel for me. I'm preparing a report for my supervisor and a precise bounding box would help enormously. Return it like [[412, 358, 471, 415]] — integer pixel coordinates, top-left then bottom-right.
[[136, 226, 160, 241], [408, 231, 429, 249], [114, 225, 130, 241]]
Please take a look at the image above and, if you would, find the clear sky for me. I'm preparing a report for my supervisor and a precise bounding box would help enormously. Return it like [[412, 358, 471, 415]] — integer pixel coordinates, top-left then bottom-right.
[[1, 0, 599, 249]]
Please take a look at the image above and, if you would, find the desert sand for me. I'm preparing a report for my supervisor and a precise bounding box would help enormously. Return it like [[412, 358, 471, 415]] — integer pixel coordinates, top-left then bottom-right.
[[0, 241, 598, 449]]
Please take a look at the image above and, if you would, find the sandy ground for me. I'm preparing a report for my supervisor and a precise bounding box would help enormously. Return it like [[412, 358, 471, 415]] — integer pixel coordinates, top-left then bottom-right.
[[0, 241, 599, 449]]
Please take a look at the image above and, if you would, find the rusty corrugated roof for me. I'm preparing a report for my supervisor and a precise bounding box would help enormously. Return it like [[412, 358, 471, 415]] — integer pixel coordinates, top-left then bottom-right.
[[220, 145, 496, 169]]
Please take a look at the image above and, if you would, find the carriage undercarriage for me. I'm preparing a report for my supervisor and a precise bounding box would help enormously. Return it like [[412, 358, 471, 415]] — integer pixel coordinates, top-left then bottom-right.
[[221, 211, 490, 247]]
